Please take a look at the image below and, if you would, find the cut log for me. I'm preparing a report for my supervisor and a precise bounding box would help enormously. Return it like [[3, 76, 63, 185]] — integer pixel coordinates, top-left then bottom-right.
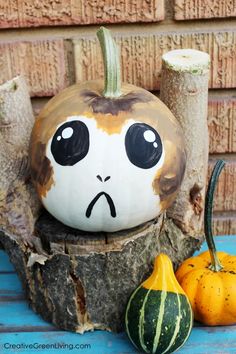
[[0, 76, 41, 242], [160, 49, 210, 236], [2, 210, 202, 333], [0, 51, 209, 334]]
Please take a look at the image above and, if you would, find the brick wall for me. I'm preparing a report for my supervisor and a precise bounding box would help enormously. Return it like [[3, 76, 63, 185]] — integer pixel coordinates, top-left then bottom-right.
[[1, 0, 236, 235]]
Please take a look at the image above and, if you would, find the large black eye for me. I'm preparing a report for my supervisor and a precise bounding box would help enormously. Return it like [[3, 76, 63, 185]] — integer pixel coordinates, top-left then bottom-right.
[[125, 123, 163, 169], [51, 121, 89, 166]]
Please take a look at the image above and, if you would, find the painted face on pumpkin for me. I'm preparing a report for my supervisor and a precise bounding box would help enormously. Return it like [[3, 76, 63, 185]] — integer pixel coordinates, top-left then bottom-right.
[[44, 115, 164, 232], [30, 80, 186, 233]]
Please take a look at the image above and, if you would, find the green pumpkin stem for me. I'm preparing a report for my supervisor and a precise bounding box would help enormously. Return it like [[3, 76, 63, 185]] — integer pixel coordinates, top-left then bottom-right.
[[204, 159, 225, 272], [97, 27, 122, 98]]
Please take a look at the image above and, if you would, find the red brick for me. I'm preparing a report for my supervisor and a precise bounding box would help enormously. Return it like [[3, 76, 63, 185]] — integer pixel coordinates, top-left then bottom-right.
[[0, 40, 71, 97], [213, 215, 236, 236], [74, 30, 236, 91], [208, 97, 236, 153], [0, 0, 164, 29], [175, 0, 236, 20], [208, 160, 236, 212]]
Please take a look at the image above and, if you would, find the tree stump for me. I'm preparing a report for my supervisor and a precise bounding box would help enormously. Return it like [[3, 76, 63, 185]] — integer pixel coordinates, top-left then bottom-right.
[[1, 49, 209, 334], [2, 210, 202, 333]]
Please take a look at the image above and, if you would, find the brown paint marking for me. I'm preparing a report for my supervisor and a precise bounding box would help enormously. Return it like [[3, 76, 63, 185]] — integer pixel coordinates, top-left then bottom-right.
[[152, 140, 186, 210], [81, 89, 152, 115], [84, 111, 130, 135], [82, 98, 178, 136], [30, 141, 54, 198], [38, 163, 55, 198], [30, 80, 178, 147]]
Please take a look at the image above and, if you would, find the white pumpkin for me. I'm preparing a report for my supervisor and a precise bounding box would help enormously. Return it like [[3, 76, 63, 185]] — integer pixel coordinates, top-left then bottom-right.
[[29, 28, 186, 232]]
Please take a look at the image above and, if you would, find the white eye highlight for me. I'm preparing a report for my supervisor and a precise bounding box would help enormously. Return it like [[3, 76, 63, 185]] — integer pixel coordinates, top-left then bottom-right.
[[143, 130, 158, 148], [62, 127, 74, 139], [57, 136, 62, 141], [143, 130, 156, 142]]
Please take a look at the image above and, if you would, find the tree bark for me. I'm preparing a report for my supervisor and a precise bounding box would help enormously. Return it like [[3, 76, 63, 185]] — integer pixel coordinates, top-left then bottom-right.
[[1, 65, 208, 333], [160, 49, 210, 236], [0, 76, 41, 242], [2, 211, 202, 333]]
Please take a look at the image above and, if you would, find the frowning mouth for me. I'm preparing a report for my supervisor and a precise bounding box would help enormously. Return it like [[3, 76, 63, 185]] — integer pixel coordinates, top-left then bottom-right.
[[85, 192, 116, 218]]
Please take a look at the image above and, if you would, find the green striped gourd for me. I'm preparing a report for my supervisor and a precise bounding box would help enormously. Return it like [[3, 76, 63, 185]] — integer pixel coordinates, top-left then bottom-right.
[[125, 253, 193, 354]]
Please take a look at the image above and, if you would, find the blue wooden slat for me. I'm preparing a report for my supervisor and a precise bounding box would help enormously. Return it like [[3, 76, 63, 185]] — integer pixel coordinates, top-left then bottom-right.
[[0, 326, 236, 354], [0, 250, 15, 272], [0, 274, 23, 297], [195, 235, 236, 255], [183, 325, 236, 353], [0, 301, 52, 329]]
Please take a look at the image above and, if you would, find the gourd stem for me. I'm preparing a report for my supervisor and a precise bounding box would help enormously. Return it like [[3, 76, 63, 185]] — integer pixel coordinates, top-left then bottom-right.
[[204, 160, 225, 272], [96, 27, 122, 98]]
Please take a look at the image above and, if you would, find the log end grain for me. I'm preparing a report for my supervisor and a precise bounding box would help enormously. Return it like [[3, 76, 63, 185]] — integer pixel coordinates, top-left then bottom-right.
[[162, 49, 210, 74]]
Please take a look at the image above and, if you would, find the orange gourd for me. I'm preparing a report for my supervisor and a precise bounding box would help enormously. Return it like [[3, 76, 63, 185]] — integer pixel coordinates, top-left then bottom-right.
[[176, 160, 236, 326]]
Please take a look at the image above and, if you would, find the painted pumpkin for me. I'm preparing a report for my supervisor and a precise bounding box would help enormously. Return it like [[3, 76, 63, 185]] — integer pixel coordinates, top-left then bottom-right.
[[176, 160, 236, 326], [29, 27, 186, 232]]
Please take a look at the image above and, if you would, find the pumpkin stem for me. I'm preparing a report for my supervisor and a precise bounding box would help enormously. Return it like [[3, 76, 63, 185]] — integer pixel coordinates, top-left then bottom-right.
[[97, 27, 122, 98], [204, 160, 225, 272]]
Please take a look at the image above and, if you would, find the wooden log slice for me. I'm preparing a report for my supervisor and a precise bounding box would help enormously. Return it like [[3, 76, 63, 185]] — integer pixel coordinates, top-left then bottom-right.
[[1, 211, 202, 333]]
